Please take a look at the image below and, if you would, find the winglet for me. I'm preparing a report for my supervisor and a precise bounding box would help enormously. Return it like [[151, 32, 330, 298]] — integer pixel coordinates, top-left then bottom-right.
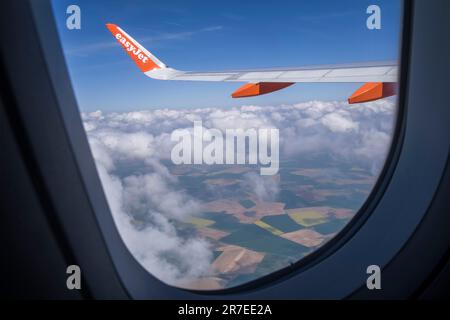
[[106, 23, 166, 72]]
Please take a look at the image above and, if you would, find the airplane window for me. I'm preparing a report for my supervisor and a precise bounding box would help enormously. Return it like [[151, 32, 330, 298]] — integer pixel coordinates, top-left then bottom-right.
[[51, 0, 403, 290]]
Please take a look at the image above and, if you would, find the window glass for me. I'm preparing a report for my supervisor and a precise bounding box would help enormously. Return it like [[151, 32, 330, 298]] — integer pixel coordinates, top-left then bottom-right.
[[52, 0, 402, 290]]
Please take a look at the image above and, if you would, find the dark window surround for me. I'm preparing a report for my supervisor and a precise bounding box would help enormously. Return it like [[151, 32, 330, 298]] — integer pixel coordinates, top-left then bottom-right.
[[1, 0, 449, 299]]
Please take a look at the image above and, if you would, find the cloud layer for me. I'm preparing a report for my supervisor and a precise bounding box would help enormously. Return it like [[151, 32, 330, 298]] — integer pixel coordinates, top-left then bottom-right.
[[82, 99, 396, 287]]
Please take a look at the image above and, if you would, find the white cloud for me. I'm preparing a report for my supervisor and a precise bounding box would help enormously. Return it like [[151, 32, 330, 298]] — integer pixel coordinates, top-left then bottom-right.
[[82, 98, 396, 287], [94, 153, 212, 286], [241, 172, 280, 202], [320, 112, 359, 132]]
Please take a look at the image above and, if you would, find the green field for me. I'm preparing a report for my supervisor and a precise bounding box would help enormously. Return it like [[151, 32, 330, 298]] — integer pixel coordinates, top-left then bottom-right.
[[313, 218, 350, 235], [261, 214, 303, 233], [202, 212, 242, 233], [239, 199, 256, 209], [220, 224, 309, 257]]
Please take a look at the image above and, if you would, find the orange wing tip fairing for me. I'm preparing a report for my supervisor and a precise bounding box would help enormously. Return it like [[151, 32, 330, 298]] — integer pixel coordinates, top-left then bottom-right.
[[348, 82, 397, 104], [106, 24, 399, 102], [106, 23, 162, 73], [232, 82, 294, 98]]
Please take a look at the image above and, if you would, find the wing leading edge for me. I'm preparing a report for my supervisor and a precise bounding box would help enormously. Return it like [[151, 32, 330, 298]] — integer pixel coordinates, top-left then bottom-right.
[[106, 23, 398, 103]]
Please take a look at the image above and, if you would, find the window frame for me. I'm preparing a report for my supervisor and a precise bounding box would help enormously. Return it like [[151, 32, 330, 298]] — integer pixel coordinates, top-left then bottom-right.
[[2, 0, 449, 299]]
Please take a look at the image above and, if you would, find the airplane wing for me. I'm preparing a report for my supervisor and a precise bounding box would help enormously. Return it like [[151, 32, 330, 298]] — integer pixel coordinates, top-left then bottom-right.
[[106, 23, 398, 103]]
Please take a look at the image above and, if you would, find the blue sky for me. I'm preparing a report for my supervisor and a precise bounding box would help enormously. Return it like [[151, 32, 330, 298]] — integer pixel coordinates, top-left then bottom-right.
[[52, 0, 402, 112]]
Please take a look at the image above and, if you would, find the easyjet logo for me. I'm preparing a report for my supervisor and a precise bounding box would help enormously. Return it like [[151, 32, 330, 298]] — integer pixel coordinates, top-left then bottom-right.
[[115, 33, 149, 64]]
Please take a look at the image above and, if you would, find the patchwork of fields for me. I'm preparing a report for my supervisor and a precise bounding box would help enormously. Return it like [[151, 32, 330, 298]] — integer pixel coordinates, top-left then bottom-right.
[[169, 159, 375, 289]]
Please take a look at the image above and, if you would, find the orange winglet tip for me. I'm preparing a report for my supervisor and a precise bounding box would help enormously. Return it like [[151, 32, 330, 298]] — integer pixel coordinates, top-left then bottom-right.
[[105, 23, 160, 73], [232, 82, 294, 98], [348, 82, 397, 104]]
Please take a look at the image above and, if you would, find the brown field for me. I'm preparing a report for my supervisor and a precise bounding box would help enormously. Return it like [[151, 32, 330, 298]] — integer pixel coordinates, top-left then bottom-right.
[[203, 178, 241, 187], [170, 165, 210, 176], [286, 206, 331, 217], [332, 208, 355, 219], [295, 185, 351, 202], [317, 176, 375, 186], [281, 229, 325, 247], [215, 244, 244, 252], [169, 165, 193, 176], [290, 168, 326, 178], [197, 227, 230, 241], [185, 277, 227, 290], [211, 245, 265, 275], [207, 166, 255, 176]]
